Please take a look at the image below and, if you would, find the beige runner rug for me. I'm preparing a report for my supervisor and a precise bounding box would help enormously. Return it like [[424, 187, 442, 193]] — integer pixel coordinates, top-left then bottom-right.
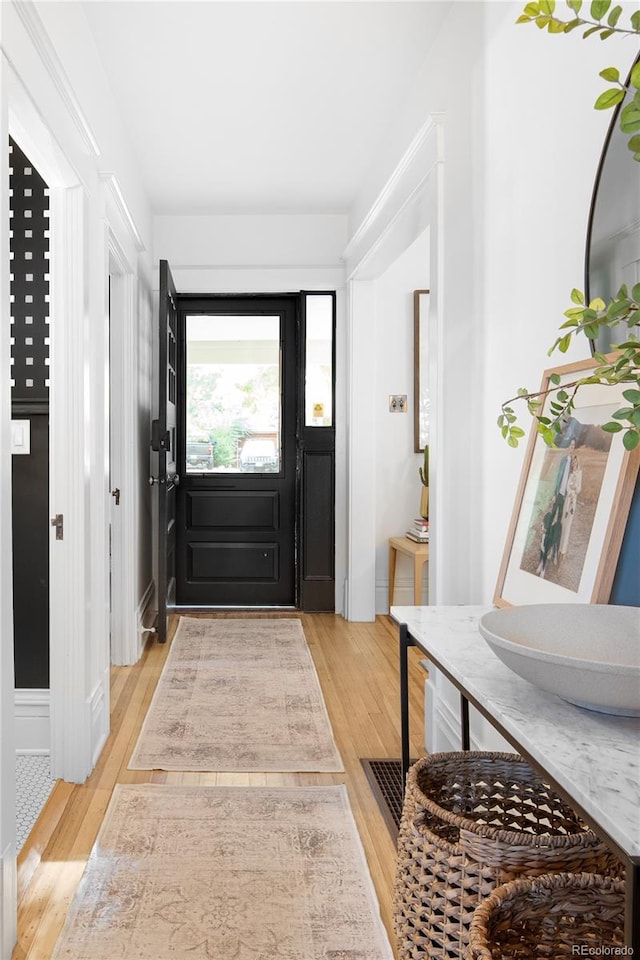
[[52, 784, 394, 960], [129, 617, 343, 772]]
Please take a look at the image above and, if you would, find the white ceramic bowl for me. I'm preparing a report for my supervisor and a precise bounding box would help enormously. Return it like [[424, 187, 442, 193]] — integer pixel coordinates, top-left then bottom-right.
[[479, 604, 640, 717]]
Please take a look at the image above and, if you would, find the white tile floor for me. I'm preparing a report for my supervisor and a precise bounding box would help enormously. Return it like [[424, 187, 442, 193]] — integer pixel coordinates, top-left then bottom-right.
[[15, 754, 55, 851]]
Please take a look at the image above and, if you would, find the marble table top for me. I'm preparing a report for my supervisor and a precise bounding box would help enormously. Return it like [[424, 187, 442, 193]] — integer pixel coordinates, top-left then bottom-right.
[[391, 604, 640, 861]]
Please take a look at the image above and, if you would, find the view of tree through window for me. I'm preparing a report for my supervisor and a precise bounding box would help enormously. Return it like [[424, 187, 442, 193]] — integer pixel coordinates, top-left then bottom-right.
[[185, 315, 281, 474]]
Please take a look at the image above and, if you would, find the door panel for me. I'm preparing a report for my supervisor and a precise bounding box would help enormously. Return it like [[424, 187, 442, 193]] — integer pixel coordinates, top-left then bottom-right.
[[188, 542, 279, 580], [176, 296, 297, 607], [302, 449, 333, 576], [152, 260, 178, 642], [187, 490, 278, 529]]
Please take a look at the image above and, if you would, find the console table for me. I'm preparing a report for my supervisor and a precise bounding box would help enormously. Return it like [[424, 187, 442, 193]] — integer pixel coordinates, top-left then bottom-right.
[[390, 604, 640, 952], [388, 536, 429, 609]]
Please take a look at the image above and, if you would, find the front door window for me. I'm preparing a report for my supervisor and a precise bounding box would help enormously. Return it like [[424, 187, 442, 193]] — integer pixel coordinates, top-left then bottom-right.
[[184, 314, 281, 475]]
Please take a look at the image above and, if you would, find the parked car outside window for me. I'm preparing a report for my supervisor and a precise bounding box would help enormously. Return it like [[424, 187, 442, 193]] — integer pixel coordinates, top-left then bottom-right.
[[186, 439, 214, 470], [238, 438, 278, 472]]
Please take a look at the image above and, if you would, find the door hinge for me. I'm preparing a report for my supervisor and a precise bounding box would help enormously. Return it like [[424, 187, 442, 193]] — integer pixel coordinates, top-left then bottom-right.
[[51, 514, 64, 540]]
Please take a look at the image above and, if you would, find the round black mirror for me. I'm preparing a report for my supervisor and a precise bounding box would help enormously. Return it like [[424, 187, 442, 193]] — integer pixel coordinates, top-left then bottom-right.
[[585, 52, 640, 606], [585, 52, 640, 354]]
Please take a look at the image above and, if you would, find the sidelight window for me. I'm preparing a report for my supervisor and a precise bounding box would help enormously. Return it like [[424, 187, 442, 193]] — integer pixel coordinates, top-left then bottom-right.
[[304, 294, 333, 427]]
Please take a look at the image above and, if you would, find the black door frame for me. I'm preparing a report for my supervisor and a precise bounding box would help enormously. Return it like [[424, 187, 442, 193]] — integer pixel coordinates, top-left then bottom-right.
[[151, 260, 179, 643], [175, 293, 299, 608], [170, 289, 336, 612], [297, 291, 337, 612]]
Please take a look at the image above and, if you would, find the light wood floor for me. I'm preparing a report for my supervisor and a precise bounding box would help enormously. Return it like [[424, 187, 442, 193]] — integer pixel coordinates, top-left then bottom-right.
[[12, 612, 427, 960]]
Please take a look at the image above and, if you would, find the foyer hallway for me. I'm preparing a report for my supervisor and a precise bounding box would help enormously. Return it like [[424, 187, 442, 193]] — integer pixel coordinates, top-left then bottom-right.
[[13, 613, 426, 960]]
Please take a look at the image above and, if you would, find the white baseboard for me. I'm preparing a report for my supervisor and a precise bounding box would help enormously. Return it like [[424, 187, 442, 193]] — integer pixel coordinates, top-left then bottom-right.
[[0, 842, 17, 960], [89, 671, 109, 769], [14, 689, 50, 755], [137, 580, 155, 652], [376, 578, 429, 615]]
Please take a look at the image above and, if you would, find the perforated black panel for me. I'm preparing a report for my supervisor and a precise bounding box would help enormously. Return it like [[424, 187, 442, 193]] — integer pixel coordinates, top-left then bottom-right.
[[9, 137, 50, 690], [9, 137, 50, 403]]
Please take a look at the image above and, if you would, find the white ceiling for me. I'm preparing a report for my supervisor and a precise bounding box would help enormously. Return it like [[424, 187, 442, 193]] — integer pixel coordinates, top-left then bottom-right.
[[81, 1, 450, 215]]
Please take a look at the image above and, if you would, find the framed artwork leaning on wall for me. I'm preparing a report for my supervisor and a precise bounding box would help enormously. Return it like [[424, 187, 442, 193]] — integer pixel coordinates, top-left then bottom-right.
[[495, 356, 640, 608]]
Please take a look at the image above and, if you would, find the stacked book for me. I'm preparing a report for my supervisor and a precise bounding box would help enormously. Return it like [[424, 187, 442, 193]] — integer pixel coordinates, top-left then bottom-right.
[[406, 518, 429, 543]]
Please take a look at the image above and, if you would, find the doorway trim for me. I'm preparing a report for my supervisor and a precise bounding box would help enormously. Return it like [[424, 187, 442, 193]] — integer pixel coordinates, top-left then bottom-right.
[[106, 221, 139, 665], [174, 292, 299, 609], [6, 60, 109, 784], [1, 47, 18, 960], [48, 182, 95, 782], [343, 116, 444, 620]]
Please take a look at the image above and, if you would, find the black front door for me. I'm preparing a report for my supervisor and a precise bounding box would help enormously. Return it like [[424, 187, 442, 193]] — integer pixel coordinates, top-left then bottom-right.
[[175, 295, 298, 606], [152, 260, 178, 642]]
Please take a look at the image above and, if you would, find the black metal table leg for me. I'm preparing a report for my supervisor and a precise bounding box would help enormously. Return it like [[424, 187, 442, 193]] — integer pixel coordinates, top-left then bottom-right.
[[460, 694, 470, 750], [399, 622, 412, 795], [625, 859, 640, 952]]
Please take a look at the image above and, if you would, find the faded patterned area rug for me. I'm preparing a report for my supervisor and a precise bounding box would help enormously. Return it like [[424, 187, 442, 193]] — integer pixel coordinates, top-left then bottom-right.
[[129, 617, 343, 772], [52, 784, 394, 960]]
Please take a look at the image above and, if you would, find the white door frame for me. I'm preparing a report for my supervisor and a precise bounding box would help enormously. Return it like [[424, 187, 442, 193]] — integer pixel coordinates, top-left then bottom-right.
[[1, 53, 93, 957], [48, 182, 94, 781], [6, 62, 109, 785], [106, 214, 140, 666], [342, 116, 444, 619], [0, 45, 18, 960]]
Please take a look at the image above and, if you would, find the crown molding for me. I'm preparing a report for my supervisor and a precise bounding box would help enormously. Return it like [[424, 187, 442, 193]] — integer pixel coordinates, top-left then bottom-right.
[[101, 173, 145, 253], [343, 114, 444, 278], [11, 0, 101, 158]]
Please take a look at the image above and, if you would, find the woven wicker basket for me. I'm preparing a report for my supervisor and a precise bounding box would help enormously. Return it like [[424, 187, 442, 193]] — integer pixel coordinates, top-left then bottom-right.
[[468, 872, 626, 959], [393, 752, 619, 960]]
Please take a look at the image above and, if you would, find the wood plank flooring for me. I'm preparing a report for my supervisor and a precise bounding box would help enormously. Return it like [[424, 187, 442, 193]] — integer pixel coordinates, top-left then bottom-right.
[[12, 612, 427, 960]]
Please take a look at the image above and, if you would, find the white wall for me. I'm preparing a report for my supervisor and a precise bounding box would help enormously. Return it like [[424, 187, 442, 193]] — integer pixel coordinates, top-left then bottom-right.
[[348, 2, 487, 606], [478, 2, 618, 602], [35, 2, 152, 257], [374, 230, 430, 612], [153, 213, 346, 293], [348, 0, 624, 607]]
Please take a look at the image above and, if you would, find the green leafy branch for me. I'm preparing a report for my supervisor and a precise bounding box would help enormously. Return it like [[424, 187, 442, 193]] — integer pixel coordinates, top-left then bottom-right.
[[517, 1, 640, 159], [499, 3, 640, 451], [499, 285, 640, 450]]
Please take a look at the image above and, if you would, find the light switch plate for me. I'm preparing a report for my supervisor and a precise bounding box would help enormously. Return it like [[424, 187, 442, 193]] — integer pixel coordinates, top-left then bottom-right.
[[389, 395, 407, 413], [11, 419, 30, 454]]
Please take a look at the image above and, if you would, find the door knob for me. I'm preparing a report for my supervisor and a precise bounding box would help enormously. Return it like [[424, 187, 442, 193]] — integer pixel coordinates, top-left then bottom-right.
[[149, 475, 180, 486], [111, 488, 121, 505]]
